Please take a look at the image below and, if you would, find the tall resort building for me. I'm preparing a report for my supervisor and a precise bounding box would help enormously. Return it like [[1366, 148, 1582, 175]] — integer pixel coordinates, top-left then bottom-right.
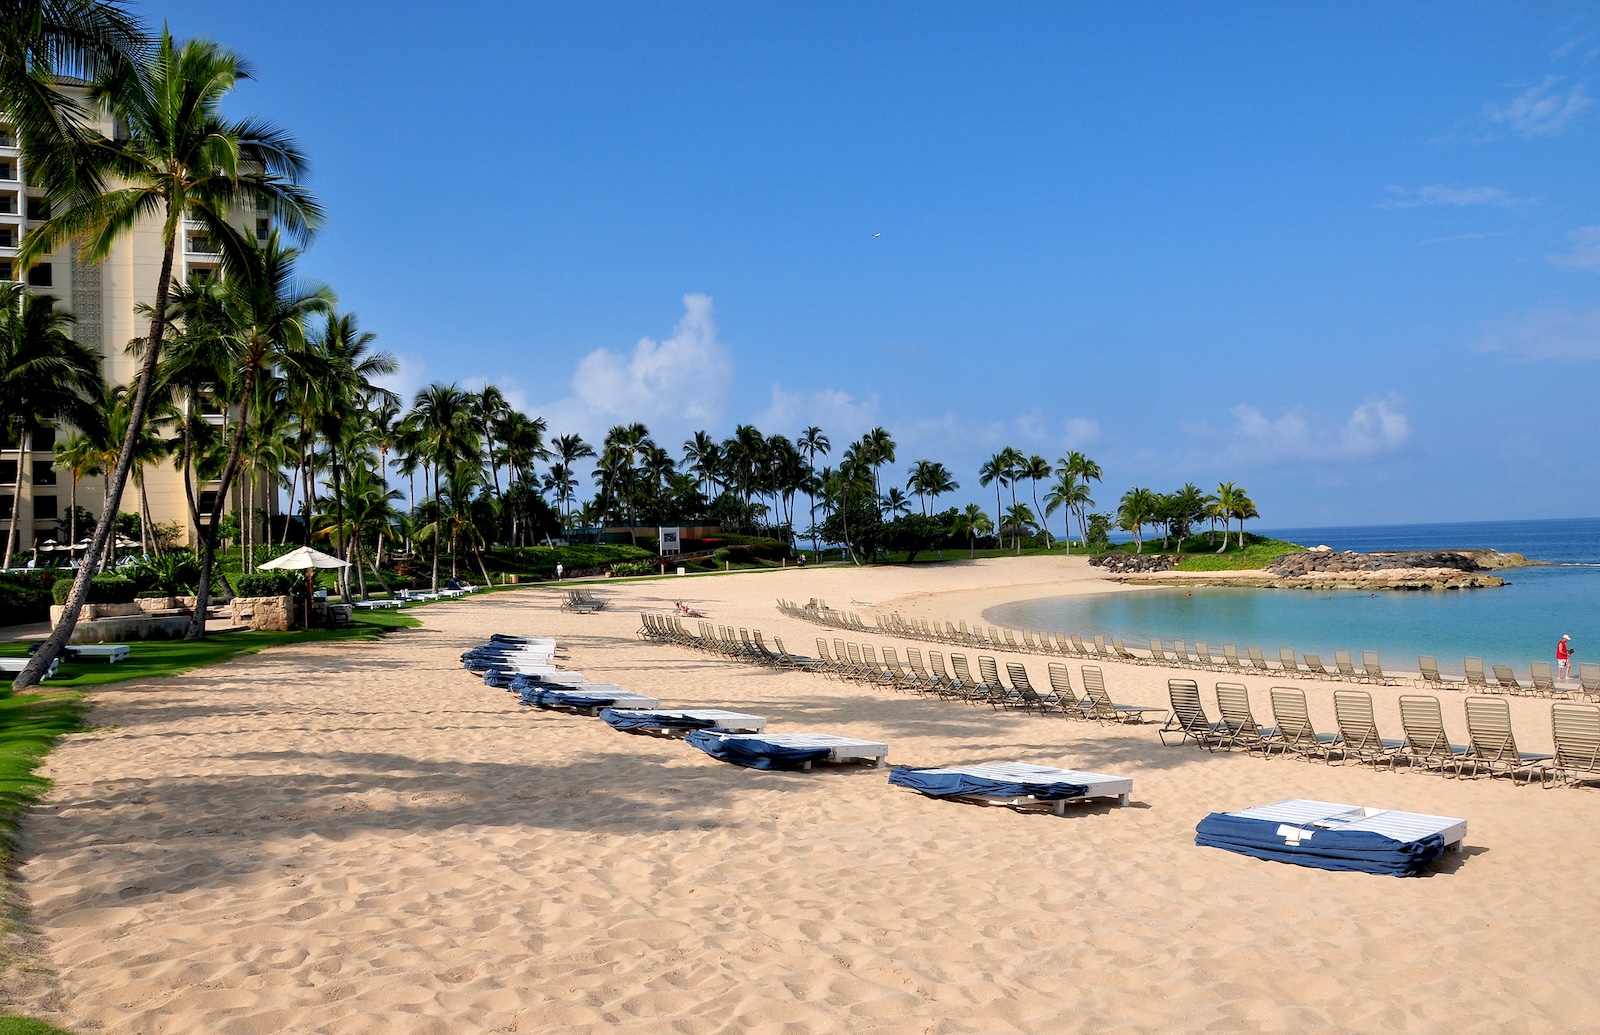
[[1, 87, 266, 559]]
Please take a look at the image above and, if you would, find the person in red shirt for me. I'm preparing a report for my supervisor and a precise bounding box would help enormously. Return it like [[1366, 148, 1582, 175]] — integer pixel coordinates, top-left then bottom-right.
[[1557, 635, 1573, 681]]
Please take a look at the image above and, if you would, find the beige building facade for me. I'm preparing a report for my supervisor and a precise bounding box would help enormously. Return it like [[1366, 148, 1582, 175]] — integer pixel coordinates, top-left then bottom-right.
[[1, 94, 266, 559]]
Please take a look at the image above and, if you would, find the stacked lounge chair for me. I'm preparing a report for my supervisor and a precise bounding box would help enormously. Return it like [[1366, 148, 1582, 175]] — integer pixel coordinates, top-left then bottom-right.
[[1195, 799, 1466, 876], [888, 761, 1132, 814]]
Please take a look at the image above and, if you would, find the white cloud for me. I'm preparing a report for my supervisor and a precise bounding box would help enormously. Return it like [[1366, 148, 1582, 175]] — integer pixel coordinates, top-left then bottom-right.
[[1204, 396, 1410, 466], [755, 385, 880, 443], [1484, 76, 1593, 137], [1378, 184, 1527, 208], [1419, 231, 1514, 245], [1062, 417, 1101, 449], [569, 293, 732, 425], [1477, 302, 1600, 361], [1551, 225, 1600, 272]]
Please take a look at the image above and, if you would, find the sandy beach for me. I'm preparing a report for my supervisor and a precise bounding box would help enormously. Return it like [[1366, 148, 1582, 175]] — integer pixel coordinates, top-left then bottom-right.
[[12, 555, 1600, 1033]]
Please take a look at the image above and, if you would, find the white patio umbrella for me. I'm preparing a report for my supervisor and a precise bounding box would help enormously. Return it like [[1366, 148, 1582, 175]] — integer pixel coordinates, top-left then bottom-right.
[[259, 547, 350, 628]]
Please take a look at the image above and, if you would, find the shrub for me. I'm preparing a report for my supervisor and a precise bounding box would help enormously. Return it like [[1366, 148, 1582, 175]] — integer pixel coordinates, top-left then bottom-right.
[[609, 560, 658, 577], [51, 579, 72, 606], [711, 539, 789, 564], [53, 575, 136, 606], [10, 571, 54, 592], [234, 571, 299, 598]]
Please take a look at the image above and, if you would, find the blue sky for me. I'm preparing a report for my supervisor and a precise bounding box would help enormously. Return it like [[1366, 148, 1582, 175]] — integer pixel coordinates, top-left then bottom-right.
[[156, 1, 1600, 529]]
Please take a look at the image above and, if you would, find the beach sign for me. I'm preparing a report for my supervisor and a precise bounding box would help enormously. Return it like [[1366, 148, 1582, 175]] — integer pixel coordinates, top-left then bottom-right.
[[659, 527, 681, 555]]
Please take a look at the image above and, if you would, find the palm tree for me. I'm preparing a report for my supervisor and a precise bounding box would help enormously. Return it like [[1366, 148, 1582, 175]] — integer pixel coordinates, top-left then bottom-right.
[[798, 425, 829, 557], [550, 432, 594, 528], [18, 31, 321, 687], [1021, 455, 1052, 547], [169, 235, 334, 635], [978, 451, 1011, 546], [1231, 486, 1258, 549], [0, 284, 101, 566], [0, 0, 146, 200], [409, 384, 477, 591], [1210, 482, 1240, 553], [951, 503, 993, 559], [860, 426, 896, 499], [470, 385, 510, 501], [1002, 502, 1036, 553], [1043, 470, 1093, 551], [1118, 487, 1158, 554], [681, 430, 721, 497], [882, 487, 911, 518], [1057, 452, 1102, 553], [53, 430, 101, 551]]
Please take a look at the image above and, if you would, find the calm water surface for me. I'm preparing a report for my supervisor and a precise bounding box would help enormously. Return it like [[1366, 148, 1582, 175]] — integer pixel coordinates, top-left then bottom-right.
[[991, 518, 1600, 676]]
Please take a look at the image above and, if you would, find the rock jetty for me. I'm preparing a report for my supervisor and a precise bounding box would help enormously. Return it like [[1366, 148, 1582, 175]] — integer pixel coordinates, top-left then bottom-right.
[[1101, 545, 1519, 591]]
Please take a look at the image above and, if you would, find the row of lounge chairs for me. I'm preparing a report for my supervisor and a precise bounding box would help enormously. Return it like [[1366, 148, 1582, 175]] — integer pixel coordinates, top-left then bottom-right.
[[1161, 680, 1600, 786], [638, 613, 818, 670], [560, 589, 606, 613], [1417, 656, 1600, 700]]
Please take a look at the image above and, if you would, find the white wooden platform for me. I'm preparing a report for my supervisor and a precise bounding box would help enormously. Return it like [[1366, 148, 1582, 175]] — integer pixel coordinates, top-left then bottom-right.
[[701, 731, 888, 769], [0, 657, 56, 678], [1227, 799, 1466, 851], [910, 761, 1133, 813], [68, 644, 131, 663], [607, 709, 767, 735], [530, 687, 659, 715]]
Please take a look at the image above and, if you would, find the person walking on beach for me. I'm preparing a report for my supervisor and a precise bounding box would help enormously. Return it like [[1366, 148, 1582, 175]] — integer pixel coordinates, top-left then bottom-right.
[[1558, 635, 1573, 680], [555, 562, 564, 581]]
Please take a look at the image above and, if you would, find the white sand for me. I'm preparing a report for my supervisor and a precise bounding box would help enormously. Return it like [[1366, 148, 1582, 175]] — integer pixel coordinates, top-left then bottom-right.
[[15, 555, 1600, 1032]]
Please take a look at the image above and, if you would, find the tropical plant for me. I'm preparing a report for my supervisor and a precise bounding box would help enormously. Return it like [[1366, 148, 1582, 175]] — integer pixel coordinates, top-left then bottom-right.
[[951, 502, 993, 559], [1057, 451, 1102, 551], [0, 284, 101, 567], [798, 425, 829, 556], [1117, 486, 1158, 554], [1002, 501, 1037, 552], [1020, 454, 1052, 547], [18, 30, 321, 687]]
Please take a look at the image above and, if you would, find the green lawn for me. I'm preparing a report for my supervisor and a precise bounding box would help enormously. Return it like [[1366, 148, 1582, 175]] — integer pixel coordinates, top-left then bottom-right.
[[0, 609, 419, 690], [0, 1018, 76, 1035]]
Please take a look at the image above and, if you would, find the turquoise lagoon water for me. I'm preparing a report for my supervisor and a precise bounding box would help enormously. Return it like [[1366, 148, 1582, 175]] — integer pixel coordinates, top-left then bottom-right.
[[987, 518, 1600, 677]]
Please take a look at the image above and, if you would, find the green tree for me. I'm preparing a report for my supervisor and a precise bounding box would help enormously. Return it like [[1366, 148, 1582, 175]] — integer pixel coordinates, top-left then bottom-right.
[[0, 284, 102, 566], [54, 429, 102, 550], [1002, 501, 1036, 553], [409, 384, 478, 590], [950, 502, 993, 559], [18, 31, 321, 687], [1117, 486, 1158, 554], [1057, 451, 1102, 552], [1021, 454, 1052, 547], [797, 426, 829, 555], [1043, 470, 1092, 552]]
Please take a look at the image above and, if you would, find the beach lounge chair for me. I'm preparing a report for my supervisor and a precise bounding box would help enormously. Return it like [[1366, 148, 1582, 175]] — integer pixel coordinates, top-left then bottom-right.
[[1172, 640, 1195, 666], [881, 647, 916, 689], [1279, 648, 1301, 677], [1247, 647, 1272, 674], [1004, 662, 1053, 713], [1215, 682, 1281, 754], [928, 652, 958, 698], [1149, 640, 1171, 666], [1304, 653, 1333, 680], [1047, 663, 1088, 718], [600, 708, 767, 737], [1079, 666, 1168, 724], [64, 644, 131, 663], [1112, 638, 1141, 664], [949, 654, 988, 704], [1549, 703, 1600, 786], [889, 761, 1132, 814], [905, 649, 936, 693], [1464, 657, 1489, 691], [1195, 641, 1217, 668], [1159, 679, 1225, 749], [686, 730, 888, 770], [1492, 664, 1526, 696], [1334, 650, 1362, 682], [1070, 634, 1090, 657], [1580, 663, 1600, 701], [1417, 656, 1447, 690], [1362, 651, 1389, 684], [1223, 644, 1243, 670], [1461, 697, 1550, 782], [1397, 694, 1472, 773], [977, 656, 1017, 709], [1003, 629, 1021, 650], [1333, 690, 1405, 768], [1093, 635, 1111, 660], [521, 685, 659, 716], [1195, 799, 1466, 876], [1269, 687, 1343, 762], [1052, 632, 1074, 656], [1530, 662, 1560, 698]]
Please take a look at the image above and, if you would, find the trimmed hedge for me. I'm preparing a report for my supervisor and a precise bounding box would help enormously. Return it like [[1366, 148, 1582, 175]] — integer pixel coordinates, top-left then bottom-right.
[[52, 573, 136, 606], [234, 571, 300, 598]]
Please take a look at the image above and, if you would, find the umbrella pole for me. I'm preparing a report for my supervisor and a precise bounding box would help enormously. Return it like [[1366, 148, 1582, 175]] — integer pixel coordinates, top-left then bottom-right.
[[305, 568, 313, 629]]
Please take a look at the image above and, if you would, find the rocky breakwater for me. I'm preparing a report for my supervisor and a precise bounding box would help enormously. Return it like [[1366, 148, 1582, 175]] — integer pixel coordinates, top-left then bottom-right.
[[1090, 553, 1176, 574], [1105, 546, 1516, 591]]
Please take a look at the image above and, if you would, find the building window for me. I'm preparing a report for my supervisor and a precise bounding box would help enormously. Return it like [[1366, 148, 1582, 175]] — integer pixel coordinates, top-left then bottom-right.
[[26, 263, 50, 287], [256, 218, 269, 243], [0, 261, 11, 282], [25, 196, 48, 220], [197, 491, 218, 516], [31, 427, 53, 450], [31, 461, 54, 486], [0, 227, 13, 248], [0, 460, 14, 483], [0, 497, 11, 519], [191, 268, 215, 285], [0, 196, 15, 215], [32, 495, 56, 520], [0, 162, 14, 181]]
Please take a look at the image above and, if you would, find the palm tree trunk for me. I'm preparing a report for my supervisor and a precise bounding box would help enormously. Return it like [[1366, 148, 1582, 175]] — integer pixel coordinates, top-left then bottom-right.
[[18, 227, 180, 689], [430, 466, 441, 592], [2, 430, 28, 569], [186, 368, 259, 639]]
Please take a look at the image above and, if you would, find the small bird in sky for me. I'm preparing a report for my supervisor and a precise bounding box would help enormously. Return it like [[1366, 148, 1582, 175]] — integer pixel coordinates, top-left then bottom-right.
[[872, 232, 881, 238]]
